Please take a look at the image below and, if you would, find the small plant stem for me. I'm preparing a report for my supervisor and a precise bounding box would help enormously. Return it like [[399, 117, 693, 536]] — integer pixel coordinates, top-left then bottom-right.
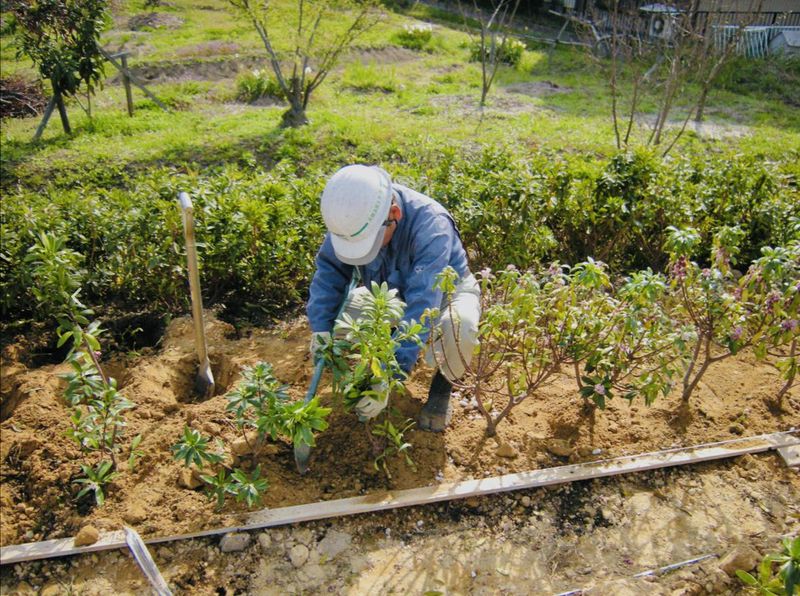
[[573, 360, 582, 392], [82, 334, 117, 466], [682, 333, 704, 401], [776, 339, 797, 402]]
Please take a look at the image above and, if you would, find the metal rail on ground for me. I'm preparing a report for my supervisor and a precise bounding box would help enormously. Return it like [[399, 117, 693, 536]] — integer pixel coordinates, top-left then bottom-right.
[[1, 430, 797, 566]]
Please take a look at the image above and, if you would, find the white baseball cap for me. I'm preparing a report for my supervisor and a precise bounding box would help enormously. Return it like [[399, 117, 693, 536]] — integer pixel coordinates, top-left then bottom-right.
[[321, 165, 393, 266]]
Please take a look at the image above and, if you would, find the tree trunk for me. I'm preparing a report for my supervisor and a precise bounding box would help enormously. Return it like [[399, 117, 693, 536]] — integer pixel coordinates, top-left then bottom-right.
[[281, 105, 308, 128], [695, 86, 709, 123], [54, 91, 71, 134]]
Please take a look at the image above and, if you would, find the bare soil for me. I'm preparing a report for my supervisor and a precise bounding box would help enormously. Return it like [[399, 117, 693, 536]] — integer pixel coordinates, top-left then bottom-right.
[[1, 313, 798, 551]]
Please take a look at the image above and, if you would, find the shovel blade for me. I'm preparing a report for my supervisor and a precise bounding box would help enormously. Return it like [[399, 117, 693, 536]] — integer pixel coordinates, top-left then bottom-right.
[[294, 443, 311, 475], [194, 361, 215, 400]]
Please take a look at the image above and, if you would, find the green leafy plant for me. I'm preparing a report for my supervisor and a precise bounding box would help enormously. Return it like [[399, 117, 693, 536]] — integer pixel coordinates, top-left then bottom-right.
[[27, 232, 138, 507], [171, 427, 224, 467], [199, 469, 235, 510], [737, 536, 800, 596], [230, 465, 269, 507], [665, 226, 798, 402], [371, 417, 416, 479], [742, 244, 800, 403], [226, 362, 330, 450], [323, 282, 424, 414], [6, 0, 109, 133], [172, 361, 329, 510], [235, 69, 285, 103], [574, 265, 686, 409], [392, 23, 434, 51], [74, 460, 117, 507]]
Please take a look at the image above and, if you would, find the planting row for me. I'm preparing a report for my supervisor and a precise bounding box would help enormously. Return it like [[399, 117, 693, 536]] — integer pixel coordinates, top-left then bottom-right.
[[3, 146, 798, 327], [25, 225, 798, 511]]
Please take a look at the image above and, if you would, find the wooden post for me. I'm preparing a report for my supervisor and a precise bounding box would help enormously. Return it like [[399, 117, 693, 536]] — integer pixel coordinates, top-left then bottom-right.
[[54, 91, 71, 135], [33, 96, 56, 142], [121, 54, 134, 116]]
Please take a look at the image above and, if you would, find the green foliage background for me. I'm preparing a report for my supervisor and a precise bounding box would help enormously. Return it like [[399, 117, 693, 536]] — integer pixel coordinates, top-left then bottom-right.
[[1, 0, 799, 331]]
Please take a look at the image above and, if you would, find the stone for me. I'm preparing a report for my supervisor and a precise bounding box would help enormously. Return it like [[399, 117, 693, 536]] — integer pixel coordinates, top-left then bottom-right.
[[496, 443, 517, 459], [546, 439, 574, 458], [257, 532, 272, 551], [718, 545, 760, 576], [520, 496, 532, 507], [290, 544, 309, 568], [230, 437, 253, 457], [178, 468, 203, 490], [294, 528, 314, 546], [304, 563, 326, 583], [74, 525, 100, 547], [317, 530, 351, 560], [122, 503, 147, 524], [220, 532, 251, 553], [40, 583, 61, 596]]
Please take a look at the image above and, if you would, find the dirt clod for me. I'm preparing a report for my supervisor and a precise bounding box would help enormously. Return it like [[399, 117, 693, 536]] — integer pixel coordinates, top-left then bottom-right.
[[73, 526, 99, 547], [496, 442, 517, 458], [219, 532, 251, 553], [718, 545, 760, 576], [547, 439, 574, 457], [290, 543, 309, 567]]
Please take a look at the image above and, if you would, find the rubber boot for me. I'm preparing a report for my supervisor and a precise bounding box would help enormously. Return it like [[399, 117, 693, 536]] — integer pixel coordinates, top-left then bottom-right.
[[418, 370, 453, 432]]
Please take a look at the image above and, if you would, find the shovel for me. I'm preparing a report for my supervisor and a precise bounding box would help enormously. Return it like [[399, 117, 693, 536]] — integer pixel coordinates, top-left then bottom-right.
[[294, 268, 360, 474], [179, 192, 215, 399]]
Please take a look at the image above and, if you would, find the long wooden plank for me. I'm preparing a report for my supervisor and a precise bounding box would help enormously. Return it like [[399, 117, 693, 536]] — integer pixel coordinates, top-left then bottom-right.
[[2, 431, 797, 566]]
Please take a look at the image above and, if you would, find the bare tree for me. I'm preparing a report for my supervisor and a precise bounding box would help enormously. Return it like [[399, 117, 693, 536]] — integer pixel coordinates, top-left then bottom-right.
[[592, 0, 765, 154], [229, 0, 380, 127], [459, 0, 521, 107]]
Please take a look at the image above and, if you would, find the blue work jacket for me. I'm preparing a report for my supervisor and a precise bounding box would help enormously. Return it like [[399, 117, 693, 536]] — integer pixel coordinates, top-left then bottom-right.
[[307, 184, 470, 373]]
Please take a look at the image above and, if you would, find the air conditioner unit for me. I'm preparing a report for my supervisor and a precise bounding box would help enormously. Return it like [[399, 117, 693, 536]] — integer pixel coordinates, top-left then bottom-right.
[[648, 13, 675, 40]]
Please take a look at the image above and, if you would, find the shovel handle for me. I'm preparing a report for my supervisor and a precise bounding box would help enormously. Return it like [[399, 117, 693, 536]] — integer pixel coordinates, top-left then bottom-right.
[[179, 192, 209, 369]]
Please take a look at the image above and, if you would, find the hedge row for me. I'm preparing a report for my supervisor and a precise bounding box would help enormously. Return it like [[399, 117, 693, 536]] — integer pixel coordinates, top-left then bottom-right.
[[2, 145, 798, 324]]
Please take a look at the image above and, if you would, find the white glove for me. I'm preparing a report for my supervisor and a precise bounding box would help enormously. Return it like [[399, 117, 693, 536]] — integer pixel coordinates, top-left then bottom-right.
[[355, 382, 389, 420], [309, 331, 331, 363]]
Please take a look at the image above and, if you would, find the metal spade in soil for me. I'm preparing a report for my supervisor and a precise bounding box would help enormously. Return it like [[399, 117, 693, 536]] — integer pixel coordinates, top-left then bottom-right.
[[179, 192, 215, 399]]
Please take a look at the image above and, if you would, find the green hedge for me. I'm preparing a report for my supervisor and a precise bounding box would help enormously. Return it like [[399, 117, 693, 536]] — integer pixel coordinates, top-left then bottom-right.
[[2, 145, 798, 325]]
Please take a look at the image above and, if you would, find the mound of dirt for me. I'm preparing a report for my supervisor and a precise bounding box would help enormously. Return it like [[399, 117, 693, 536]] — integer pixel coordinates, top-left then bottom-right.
[[127, 12, 184, 31], [0, 313, 797, 548]]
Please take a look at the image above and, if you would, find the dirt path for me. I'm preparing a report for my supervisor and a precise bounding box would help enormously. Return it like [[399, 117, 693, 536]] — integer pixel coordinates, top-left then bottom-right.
[[2, 454, 797, 594]]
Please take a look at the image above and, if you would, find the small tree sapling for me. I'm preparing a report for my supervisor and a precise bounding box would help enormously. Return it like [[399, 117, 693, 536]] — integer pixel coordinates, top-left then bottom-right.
[[741, 244, 800, 403], [664, 225, 793, 402], [427, 265, 576, 437], [323, 282, 424, 415], [320, 282, 423, 473], [26, 231, 140, 506], [172, 361, 330, 509], [576, 267, 687, 409]]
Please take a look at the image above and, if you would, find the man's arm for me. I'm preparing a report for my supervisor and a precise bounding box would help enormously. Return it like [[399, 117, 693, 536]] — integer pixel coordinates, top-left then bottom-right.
[[395, 216, 456, 374], [307, 234, 354, 333]]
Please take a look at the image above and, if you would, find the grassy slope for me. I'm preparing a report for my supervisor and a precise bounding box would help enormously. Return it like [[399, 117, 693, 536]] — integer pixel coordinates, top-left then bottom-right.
[[1, 0, 799, 188]]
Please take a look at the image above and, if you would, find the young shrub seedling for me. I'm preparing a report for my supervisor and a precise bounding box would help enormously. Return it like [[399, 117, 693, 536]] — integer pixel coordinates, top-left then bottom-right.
[[26, 231, 140, 507], [371, 416, 416, 479], [427, 265, 575, 436], [320, 282, 423, 474], [575, 266, 687, 409], [172, 361, 330, 510], [665, 226, 798, 402], [324, 282, 424, 416], [741, 244, 800, 404]]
